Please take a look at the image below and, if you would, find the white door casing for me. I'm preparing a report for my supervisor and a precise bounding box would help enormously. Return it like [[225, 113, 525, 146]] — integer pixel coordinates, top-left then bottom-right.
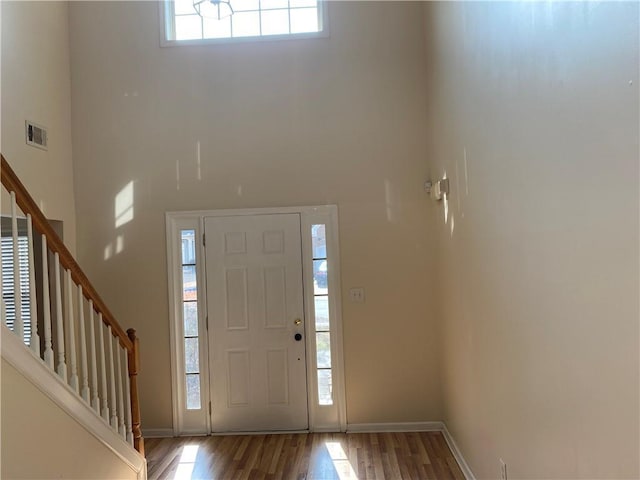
[[166, 206, 345, 436], [204, 213, 308, 432]]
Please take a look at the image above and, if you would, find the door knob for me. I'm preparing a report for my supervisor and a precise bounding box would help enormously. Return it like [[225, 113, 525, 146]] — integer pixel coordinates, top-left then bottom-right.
[[294, 333, 303, 341], [294, 319, 302, 326]]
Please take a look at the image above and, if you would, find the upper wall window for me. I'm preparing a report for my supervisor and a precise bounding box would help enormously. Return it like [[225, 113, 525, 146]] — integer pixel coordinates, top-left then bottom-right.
[[162, 0, 326, 45]]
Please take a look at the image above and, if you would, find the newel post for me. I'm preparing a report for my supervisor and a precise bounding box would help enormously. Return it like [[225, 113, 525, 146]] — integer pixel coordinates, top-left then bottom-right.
[[127, 328, 145, 456]]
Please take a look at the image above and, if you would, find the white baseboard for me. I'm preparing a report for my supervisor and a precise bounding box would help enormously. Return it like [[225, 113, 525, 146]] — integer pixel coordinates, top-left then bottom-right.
[[346, 421, 444, 433], [311, 426, 341, 433], [146, 427, 335, 437], [1, 326, 146, 479], [143, 428, 175, 438], [345, 421, 474, 480], [441, 423, 476, 480], [211, 429, 310, 436]]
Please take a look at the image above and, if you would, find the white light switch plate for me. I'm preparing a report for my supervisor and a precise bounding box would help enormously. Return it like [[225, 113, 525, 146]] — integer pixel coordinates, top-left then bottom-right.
[[349, 287, 365, 303]]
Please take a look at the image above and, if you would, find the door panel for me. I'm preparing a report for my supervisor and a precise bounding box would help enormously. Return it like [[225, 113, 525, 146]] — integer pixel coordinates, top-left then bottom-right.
[[205, 214, 308, 432]]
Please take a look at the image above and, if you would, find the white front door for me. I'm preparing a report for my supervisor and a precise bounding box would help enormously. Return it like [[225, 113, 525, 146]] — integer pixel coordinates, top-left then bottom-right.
[[204, 213, 308, 432]]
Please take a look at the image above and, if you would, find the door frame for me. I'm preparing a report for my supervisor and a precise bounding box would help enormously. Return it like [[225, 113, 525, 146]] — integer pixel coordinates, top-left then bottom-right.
[[166, 205, 346, 435]]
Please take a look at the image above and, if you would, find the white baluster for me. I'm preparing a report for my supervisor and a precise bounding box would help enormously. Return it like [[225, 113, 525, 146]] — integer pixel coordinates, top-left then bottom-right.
[[77, 285, 90, 402], [98, 314, 109, 422], [124, 349, 133, 446], [10, 192, 23, 341], [107, 326, 118, 430], [41, 236, 54, 369], [53, 253, 67, 381], [88, 301, 100, 413], [65, 270, 79, 392], [26, 215, 40, 354], [116, 340, 126, 439]]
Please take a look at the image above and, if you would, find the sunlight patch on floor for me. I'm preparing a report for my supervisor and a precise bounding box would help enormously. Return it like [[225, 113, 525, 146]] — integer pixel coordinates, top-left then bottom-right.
[[173, 444, 199, 480], [325, 441, 358, 479]]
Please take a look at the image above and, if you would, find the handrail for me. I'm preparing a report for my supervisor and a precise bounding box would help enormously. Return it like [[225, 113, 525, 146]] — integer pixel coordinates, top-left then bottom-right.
[[1, 154, 143, 456], [1, 155, 132, 351]]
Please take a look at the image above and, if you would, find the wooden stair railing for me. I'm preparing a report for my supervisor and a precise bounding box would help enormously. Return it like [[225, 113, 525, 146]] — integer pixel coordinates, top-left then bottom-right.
[[0, 154, 144, 455]]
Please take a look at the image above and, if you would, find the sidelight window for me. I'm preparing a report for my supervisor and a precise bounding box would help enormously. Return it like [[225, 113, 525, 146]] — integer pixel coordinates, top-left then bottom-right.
[[181, 229, 201, 410], [312, 224, 332, 406]]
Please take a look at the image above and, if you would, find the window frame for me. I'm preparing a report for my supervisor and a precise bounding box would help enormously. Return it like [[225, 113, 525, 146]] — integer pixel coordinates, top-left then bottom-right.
[[166, 216, 211, 434], [159, 0, 330, 47], [165, 205, 345, 435]]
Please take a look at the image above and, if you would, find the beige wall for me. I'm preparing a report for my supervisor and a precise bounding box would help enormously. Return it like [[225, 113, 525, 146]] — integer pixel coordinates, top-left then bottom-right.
[[2, 2, 638, 476], [1, 1, 77, 253], [424, 2, 639, 478], [68, 1, 441, 429], [1, 359, 138, 479], [1, 0, 3, 151]]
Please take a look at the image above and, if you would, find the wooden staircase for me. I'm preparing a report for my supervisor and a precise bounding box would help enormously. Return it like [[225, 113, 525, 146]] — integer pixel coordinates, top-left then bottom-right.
[[1, 154, 145, 457]]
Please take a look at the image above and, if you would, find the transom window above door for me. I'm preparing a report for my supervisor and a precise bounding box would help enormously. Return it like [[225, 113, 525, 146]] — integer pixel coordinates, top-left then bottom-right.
[[161, 0, 327, 45]]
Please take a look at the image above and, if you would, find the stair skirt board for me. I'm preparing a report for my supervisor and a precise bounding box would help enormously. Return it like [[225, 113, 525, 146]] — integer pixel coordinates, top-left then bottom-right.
[[1, 327, 146, 480]]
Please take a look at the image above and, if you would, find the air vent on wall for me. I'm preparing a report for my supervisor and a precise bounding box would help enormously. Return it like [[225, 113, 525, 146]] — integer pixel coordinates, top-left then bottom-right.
[[25, 121, 48, 150]]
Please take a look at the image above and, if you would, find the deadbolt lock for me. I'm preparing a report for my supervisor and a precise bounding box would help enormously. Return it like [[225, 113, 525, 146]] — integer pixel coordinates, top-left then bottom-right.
[[294, 319, 302, 326]]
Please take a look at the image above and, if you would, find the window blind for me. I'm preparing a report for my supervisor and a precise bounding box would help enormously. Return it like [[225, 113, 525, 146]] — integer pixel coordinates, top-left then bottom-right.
[[1, 236, 32, 345]]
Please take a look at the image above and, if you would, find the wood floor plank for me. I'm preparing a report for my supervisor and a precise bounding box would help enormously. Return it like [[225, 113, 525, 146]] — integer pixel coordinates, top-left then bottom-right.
[[370, 437, 385, 479], [146, 431, 465, 479]]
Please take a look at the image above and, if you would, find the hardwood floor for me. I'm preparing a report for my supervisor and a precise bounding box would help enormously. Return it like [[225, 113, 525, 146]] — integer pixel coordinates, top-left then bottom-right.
[[145, 431, 465, 480]]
